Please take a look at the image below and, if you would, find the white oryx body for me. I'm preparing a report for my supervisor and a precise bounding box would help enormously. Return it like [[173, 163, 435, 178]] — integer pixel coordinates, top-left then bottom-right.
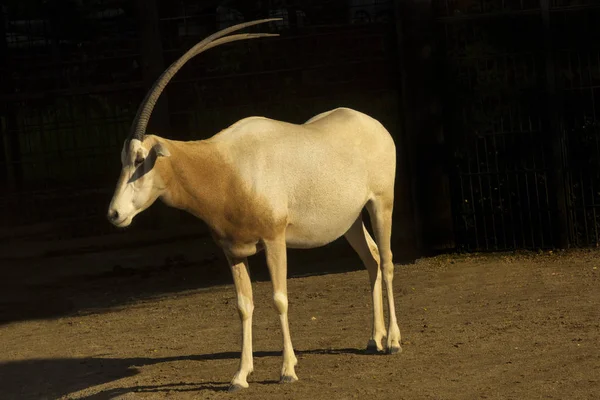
[[107, 19, 401, 392], [204, 109, 396, 252]]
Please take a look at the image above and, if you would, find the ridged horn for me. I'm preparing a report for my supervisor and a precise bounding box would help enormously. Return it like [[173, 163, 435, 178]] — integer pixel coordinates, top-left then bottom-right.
[[128, 18, 282, 144]]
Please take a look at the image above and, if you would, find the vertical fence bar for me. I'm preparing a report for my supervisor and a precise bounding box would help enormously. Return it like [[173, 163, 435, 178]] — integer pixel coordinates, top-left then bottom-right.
[[391, 0, 421, 259], [475, 138, 489, 249], [541, 0, 569, 248], [530, 117, 545, 248], [501, 122, 518, 249], [585, 51, 600, 245], [393, 0, 455, 257], [0, 4, 22, 193], [483, 134, 498, 250]]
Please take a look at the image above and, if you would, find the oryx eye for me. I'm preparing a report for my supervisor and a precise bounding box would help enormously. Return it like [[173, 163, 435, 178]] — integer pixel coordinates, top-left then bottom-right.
[[134, 155, 144, 167]]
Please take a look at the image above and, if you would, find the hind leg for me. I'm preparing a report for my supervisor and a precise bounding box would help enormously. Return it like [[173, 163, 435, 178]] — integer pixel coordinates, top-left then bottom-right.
[[366, 197, 402, 354], [263, 235, 298, 383], [344, 216, 386, 353]]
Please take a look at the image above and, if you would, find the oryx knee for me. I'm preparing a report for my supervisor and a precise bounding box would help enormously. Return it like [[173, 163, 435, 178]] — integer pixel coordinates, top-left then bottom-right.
[[237, 294, 254, 320], [381, 260, 395, 282], [273, 292, 288, 315]]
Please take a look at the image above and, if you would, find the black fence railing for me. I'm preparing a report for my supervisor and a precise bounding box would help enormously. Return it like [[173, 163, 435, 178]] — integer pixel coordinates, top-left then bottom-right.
[[4, 0, 600, 252], [436, 0, 600, 250]]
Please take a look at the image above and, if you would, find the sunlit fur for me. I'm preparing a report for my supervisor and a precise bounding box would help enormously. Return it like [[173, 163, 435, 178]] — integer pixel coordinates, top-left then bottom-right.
[[107, 107, 402, 389]]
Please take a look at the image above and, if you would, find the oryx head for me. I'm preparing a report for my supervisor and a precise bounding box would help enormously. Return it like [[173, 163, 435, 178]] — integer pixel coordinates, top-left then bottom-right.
[[107, 18, 280, 228], [107, 137, 171, 227]]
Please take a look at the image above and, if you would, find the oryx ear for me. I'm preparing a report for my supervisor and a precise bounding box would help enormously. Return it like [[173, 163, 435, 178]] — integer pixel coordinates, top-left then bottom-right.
[[152, 142, 171, 157]]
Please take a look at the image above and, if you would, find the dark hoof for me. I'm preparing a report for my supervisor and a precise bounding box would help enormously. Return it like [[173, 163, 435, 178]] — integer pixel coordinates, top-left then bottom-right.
[[228, 384, 246, 393], [280, 375, 297, 384], [387, 345, 402, 354]]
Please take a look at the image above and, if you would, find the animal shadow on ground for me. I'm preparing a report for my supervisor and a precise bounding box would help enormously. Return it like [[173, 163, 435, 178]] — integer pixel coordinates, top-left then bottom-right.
[[1, 208, 419, 326], [0, 348, 369, 399], [1, 238, 392, 326]]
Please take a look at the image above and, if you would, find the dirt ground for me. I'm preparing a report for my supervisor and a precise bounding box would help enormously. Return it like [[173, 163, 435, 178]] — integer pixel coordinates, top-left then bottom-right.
[[1, 247, 599, 400]]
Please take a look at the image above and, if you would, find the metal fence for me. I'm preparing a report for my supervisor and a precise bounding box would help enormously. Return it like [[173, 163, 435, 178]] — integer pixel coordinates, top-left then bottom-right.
[[0, 0, 399, 241], [435, 0, 600, 251], [0, 0, 145, 239], [5, 0, 600, 252], [556, 5, 600, 248]]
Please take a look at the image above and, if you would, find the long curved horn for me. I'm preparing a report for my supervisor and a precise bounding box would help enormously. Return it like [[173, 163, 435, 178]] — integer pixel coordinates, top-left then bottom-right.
[[128, 18, 282, 143]]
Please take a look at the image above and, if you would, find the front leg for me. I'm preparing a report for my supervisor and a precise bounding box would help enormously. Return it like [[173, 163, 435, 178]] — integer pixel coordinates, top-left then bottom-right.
[[263, 236, 298, 383], [226, 255, 255, 392]]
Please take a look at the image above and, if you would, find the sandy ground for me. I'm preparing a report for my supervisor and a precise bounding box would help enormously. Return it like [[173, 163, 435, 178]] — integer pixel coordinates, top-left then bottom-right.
[[1, 247, 599, 400]]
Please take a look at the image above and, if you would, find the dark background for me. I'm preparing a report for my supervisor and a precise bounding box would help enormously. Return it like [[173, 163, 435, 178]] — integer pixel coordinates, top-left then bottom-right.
[[1, 0, 600, 262], [2, 3, 600, 397]]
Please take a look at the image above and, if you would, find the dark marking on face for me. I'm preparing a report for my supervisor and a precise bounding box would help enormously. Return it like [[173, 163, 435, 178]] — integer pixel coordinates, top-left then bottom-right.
[[127, 147, 160, 183]]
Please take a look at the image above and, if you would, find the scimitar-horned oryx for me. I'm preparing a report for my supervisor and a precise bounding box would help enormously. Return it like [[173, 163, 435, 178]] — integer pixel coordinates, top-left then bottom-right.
[[107, 18, 402, 392]]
